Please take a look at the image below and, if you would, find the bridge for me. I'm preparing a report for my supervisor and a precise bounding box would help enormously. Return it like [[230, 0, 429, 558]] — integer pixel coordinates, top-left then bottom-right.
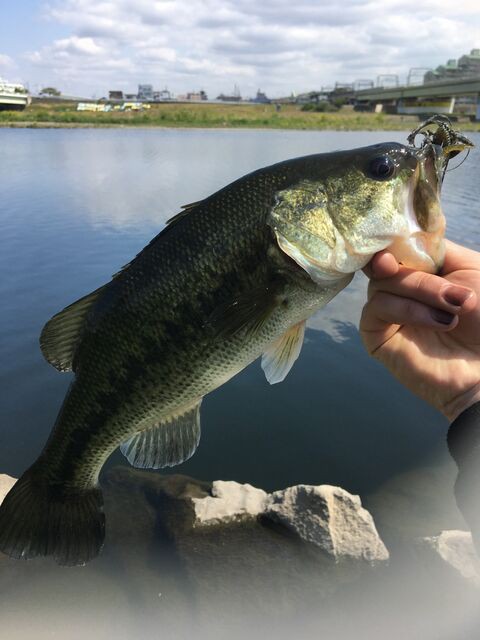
[[354, 77, 480, 118]]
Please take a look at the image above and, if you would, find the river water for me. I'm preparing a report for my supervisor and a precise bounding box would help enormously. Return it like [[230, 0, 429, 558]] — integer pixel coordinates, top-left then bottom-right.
[[0, 127, 479, 639]]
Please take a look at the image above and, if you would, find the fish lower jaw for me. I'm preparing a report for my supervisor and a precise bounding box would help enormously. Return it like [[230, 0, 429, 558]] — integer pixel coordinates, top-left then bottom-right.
[[388, 234, 441, 273]]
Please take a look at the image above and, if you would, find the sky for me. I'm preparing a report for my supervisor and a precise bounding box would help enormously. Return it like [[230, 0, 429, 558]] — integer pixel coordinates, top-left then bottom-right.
[[0, 0, 479, 99]]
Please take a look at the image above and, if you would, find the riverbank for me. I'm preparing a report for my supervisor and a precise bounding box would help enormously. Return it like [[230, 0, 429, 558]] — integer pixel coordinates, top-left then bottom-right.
[[1, 467, 478, 640], [2, 101, 479, 131]]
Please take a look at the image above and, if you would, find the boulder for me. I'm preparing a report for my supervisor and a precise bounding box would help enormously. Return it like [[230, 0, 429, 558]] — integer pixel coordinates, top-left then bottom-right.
[[1, 471, 387, 564], [191, 480, 388, 563], [418, 530, 480, 587], [0, 474, 16, 505], [265, 484, 389, 563], [192, 480, 268, 525]]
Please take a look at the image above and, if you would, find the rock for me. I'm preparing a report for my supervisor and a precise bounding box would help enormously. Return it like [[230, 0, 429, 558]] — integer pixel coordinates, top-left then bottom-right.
[[192, 480, 268, 525], [190, 480, 388, 563], [265, 484, 389, 563], [0, 466, 477, 640], [0, 474, 16, 505], [1, 470, 387, 566], [418, 530, 480, 587]]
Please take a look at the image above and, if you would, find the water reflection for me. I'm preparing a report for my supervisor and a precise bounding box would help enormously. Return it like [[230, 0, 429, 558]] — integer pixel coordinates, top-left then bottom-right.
[[3, 129, 416, 231]]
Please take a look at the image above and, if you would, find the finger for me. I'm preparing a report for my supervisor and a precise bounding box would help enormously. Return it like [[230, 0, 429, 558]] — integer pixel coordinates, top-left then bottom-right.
[[362, 292, 459, 332], [367, 268, 476, 313], [363, 251, 399, 279], [360, 292, 459, 351], [440, 240, 480, 276]]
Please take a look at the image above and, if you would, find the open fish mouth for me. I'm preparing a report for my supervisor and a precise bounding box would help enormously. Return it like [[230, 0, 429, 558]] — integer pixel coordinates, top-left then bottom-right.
[[391, 117, 474, 274], [390, 115, 474, 273], [389, 142, 446, 274]]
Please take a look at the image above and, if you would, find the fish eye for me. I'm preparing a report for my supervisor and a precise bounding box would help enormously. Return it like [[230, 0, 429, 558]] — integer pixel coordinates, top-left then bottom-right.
[[367, 155, 396, 181]]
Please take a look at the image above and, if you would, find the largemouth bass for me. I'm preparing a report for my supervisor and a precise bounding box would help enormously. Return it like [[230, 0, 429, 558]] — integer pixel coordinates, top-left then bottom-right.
[[0, 119, 472, 565]]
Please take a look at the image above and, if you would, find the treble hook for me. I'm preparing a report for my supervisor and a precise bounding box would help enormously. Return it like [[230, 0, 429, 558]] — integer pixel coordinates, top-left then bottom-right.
[[407, 114, 474, 183], [407, 115, 474, 157]]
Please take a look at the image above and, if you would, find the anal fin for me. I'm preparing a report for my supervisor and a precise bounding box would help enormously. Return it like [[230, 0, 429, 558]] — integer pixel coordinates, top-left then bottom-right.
[[120, 400, 202, 469], [261, 320, 306, 385]]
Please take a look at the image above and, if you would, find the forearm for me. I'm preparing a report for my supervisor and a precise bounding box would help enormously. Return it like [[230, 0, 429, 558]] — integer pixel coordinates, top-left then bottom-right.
[[447, 402, 480, 555]]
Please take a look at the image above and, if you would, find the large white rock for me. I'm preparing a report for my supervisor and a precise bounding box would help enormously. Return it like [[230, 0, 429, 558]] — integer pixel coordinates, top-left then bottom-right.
[[265, 484, 389, 563], [192, 480, 268, 526], [192, 481, 389, 562], [0, 474, 16, 506], [419, 530, 480, 587]]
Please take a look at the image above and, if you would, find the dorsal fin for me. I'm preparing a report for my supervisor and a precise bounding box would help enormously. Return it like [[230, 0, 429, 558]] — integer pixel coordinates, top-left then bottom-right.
[[39, 285, 107, 372], [120, 400, 202, 469], [181, 200, 203, 211], [165, 199, 203, 227], [112, 200, 207, 279]]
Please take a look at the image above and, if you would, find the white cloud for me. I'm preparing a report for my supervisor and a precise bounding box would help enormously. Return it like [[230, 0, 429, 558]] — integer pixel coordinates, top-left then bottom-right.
[[14, 0, 480, 98], [0, 53, 14, 68], [56, 36, 106, 56]]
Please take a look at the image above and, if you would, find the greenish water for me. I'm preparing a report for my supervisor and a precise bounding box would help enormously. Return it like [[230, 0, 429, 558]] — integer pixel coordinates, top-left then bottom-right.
[[0, 128, 479, 639]]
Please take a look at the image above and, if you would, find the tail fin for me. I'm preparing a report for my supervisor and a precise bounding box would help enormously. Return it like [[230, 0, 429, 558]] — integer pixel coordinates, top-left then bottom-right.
[[0, 468, 105, 566]]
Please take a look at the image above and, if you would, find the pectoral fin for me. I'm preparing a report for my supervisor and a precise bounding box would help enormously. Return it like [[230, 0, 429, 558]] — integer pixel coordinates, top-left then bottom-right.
[[120, 400, 202, 469], [261, 320, 306, 384]]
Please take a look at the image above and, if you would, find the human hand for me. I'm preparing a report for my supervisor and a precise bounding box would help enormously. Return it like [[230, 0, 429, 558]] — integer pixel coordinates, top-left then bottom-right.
[[360, 240, 480, 421]]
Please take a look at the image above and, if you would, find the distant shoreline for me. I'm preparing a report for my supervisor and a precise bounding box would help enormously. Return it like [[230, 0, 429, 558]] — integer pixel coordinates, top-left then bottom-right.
[[1, 101, 479, 132]]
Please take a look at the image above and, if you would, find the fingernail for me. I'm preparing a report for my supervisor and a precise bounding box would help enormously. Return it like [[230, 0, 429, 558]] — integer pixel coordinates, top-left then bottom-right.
[[431, 309, 455, 325], [443, 286, 473, 307]]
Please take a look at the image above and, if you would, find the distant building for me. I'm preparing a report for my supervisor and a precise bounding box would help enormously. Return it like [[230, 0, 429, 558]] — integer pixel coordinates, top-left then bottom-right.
[[424, 49, 480, 83], [251, 89, 270, 104], [137, 84, 154, 101], [153, 88, 173, 101], [217, 84, 241, 102], [295, 90, 329, 104], [108, 90, 123, 100], [125, 93, 137, 100], [424, 59, 459, 83], [216, 94, 237, 102], [186, 90, 207, 101], [458, 49, 480, 74]]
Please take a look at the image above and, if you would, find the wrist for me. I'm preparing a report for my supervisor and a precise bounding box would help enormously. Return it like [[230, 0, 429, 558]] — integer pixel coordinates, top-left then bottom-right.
[[444, 383, 480, 422], [446, 400, 480, 556]]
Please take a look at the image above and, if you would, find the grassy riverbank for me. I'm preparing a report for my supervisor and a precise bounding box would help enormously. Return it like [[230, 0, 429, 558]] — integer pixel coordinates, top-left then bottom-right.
[[1, 101, 479, 131]]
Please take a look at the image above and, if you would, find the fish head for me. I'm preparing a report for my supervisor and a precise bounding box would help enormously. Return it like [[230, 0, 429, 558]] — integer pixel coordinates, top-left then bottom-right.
[[269, 141, 449, 284]]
